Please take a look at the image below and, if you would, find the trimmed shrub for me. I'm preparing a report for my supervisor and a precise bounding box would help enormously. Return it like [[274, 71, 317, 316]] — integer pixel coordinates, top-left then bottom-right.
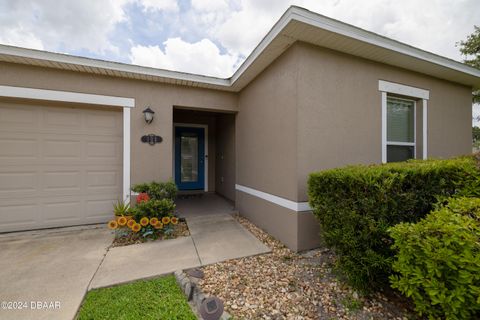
[[132, 180, 177, 201], [132, 198, 176, 220], [307, 156, 480, 292], [390, 197, 480, 320]]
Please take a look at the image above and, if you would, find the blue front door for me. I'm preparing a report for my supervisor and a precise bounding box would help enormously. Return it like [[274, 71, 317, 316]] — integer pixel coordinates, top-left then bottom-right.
[[175, 127, 205, 190]]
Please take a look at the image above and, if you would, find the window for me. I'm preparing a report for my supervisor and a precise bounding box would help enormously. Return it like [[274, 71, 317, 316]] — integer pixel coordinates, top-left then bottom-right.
[[386, 97, 415, 162], [379, 80, 429, 164]]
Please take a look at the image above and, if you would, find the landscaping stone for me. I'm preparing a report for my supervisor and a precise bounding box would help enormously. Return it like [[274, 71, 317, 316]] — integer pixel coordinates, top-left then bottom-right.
[[174, 269, 232, 320], [199, 214, 414, 320]]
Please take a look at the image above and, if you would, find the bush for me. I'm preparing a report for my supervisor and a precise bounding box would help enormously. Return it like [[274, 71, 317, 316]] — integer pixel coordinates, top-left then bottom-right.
[[132, 199, 176, 220], [390, 197, 480, 320], [131, 180, 177, 201], [307, 156, 480, 292]]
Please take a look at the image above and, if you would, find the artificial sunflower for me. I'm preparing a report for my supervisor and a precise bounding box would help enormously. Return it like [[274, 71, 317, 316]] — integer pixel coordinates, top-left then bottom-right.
[[140, 217, 149, 226], [162, 216, 170, 225], [117, 216, 127, 226], [132, 223, 141, 233], [154, 222, 163, 229], [108, 220, 118, 230], [150, 217, 159, 226], [127, 219, 136, 229], [171, 217, 179, 225]]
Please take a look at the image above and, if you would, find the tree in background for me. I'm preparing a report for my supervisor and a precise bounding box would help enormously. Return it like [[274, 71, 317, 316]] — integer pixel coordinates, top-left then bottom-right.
[[458, 25, 480, 104]]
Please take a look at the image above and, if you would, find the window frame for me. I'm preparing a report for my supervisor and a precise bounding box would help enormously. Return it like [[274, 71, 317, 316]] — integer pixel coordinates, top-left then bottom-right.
[[386, 96, 417, 161], [379, 80, 430, 163]]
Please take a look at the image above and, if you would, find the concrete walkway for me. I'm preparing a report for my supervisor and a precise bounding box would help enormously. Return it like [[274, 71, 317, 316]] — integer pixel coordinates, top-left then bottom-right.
[[90, 213, 270, 289], [0, 199, 270, 320]]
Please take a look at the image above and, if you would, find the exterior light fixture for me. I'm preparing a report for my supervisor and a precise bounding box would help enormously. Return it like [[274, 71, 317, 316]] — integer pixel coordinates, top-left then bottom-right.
[[142, 107, 155, 124]]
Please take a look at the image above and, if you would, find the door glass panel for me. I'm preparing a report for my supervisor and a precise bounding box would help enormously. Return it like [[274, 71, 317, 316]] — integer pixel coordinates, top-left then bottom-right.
[[387, 97, 414, 143], [387, 145, 414, 162], [180, 133, 198, 182]]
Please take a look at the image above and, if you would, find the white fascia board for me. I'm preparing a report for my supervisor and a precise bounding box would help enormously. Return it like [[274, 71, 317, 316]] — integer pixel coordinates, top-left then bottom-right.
[[0, 85, 135, 107], [0, 45, 230, 88], [378, 80, 430, 100], [235, 184, 312, 212], [290, 7, 480, 79]]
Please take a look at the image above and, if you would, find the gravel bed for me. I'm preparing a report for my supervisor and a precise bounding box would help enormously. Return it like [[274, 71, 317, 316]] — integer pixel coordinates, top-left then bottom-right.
[[199, 214, 414, 320]]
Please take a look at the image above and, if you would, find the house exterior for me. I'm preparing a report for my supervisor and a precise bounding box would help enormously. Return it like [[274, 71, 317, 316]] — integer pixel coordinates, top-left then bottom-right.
[[0, 6, 479, 251]]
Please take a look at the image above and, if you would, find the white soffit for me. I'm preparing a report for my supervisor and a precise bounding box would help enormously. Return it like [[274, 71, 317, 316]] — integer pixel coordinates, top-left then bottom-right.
[[0, 6, 479, 91]]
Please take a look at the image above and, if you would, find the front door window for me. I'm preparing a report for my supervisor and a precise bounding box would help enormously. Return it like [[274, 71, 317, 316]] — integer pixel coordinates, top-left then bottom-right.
[[175, 126, 205, 190]]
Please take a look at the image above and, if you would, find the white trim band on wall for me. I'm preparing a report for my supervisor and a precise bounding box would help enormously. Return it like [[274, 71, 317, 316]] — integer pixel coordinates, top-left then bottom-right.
[[0, 85, 135, 107], [235, 184, 312, 212]]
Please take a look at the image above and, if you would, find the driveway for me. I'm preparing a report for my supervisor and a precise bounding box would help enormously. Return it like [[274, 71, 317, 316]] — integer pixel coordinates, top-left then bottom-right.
[[0, 213, 270, 320], [0, 227, 112, 320]]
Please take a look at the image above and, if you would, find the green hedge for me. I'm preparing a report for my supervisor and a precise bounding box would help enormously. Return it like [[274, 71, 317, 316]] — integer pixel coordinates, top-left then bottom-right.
[[307, 156, 480, 292], [390, 197, 480, 320], [131, 180, 177, 201]]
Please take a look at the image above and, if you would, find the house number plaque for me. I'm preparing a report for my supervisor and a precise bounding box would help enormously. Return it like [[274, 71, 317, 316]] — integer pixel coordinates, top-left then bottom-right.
[[141, 134, 163, 145]]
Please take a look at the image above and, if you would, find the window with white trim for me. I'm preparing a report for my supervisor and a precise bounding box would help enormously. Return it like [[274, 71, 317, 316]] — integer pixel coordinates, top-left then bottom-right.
[[379, 80, 429, 164], [386, 96, 416, 162]]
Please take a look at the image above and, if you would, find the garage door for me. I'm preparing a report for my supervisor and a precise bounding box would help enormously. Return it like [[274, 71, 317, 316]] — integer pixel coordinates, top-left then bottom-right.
[[0, 101, 123, 232]]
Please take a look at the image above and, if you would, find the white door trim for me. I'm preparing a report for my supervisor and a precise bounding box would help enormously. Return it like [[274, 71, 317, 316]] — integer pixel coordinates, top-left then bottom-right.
[[0, 85, 134, 202], [173, 123, 209, 192]]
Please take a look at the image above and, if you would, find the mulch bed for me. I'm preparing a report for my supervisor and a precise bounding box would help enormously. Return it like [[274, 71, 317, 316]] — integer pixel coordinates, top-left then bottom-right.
[[111, 220, 190, 247], [199, 215, 414, 320]]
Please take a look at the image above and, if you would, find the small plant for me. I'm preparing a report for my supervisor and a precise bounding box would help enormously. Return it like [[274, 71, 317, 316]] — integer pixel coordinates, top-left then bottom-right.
[[131, 180, 177, 201], [113, 200, 131, 216], [131, 199, 175, 220], [136, 192, 150, 204], [341, 293, 362, 313], [390, 197, 480, 320]]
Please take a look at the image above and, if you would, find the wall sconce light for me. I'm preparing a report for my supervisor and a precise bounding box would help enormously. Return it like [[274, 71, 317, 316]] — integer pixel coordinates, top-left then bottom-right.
[[142, 107, 155, 124]]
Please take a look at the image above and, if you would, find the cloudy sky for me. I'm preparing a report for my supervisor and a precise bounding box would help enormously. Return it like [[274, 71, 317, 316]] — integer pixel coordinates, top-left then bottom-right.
[[0, 0, 479, 121]]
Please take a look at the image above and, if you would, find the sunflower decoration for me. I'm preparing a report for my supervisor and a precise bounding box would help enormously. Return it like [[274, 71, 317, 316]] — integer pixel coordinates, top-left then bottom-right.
[[117, 216, 127, 226], [171, 217, 179, 225], [131, 223, 141, 233], [140, 217, 150, 226], [127, 219, 136, 229], [150, 217, 159, 226], [161, 216, 171, 225], [108, 220, 118, 230], [154, 222, 163, 229]]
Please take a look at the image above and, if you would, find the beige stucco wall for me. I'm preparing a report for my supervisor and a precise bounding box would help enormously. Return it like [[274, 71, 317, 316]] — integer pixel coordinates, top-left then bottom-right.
[[215, 113, 236, 201], [296, 42, 473, 201], [0, 62, 238, 186], [236, 44, 299, 201]]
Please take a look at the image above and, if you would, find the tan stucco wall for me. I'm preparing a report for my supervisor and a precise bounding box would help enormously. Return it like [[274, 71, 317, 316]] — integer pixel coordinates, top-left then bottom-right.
[[236, 44, 299, 201], [296, 42, 473, 201], [215, 113, 236, 201], [0, 62, 238, 186]]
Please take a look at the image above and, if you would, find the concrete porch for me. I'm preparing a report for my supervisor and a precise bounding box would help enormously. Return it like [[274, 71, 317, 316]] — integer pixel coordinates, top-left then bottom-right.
[[176, 193, 237, 218]]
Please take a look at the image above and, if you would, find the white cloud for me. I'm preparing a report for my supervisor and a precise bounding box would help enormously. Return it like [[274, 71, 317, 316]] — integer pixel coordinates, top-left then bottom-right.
[[187, 0, 479, 61], [191, 0, 229, 12], [129, 38, 239, 77], [0, 27, 44, 50], [136, 0, 178, 12], [0, 0, 128, 53]]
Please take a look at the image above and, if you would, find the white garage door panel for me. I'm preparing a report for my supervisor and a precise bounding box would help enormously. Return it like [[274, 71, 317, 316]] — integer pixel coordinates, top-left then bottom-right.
[[0, 101, 123, 232]]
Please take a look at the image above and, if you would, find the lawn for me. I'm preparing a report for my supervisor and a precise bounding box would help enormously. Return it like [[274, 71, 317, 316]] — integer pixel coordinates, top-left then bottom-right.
[[77, 275, 196, 320]]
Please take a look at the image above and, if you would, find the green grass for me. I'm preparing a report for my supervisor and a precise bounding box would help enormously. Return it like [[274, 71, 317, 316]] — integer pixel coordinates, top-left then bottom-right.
[[77, 275, 196, 320]]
